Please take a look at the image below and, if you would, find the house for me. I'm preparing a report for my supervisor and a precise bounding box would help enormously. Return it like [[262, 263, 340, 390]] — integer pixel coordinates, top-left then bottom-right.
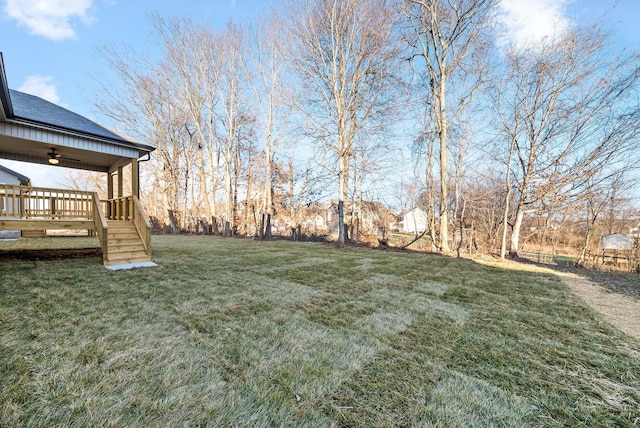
[[0, 163, 30, 186], [0, 163, 31, 238], [399, 207, 428, 234], [0, 163, 30, 215], [325, 200, 394, 237], [0, 52, 156, 268], [602, 233, 635, 250]]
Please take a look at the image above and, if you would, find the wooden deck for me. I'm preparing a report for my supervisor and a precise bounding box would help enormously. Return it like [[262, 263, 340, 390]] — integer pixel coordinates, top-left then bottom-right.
[[0, 184, 151, 266]]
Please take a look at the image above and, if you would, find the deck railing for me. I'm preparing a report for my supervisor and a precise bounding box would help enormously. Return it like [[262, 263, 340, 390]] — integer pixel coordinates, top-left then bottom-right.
[[0, 184, 93, 219], [103, 196, 133, 221]]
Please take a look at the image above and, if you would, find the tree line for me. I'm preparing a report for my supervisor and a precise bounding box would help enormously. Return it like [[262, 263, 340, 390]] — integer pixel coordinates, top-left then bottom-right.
[[93, 0, 640, 258]]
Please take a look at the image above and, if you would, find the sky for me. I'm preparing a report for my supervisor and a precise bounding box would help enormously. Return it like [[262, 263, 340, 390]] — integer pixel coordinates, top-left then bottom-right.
[[1, 0, 639, 187]]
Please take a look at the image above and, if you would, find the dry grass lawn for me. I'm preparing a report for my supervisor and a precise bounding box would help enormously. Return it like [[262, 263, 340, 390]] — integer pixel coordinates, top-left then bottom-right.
[[1, 235, 639, 427]]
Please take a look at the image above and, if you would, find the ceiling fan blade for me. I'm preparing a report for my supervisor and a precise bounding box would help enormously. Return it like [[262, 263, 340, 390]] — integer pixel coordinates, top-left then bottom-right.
[[47, 148, 81, 163], [60, 156, 81, 162]]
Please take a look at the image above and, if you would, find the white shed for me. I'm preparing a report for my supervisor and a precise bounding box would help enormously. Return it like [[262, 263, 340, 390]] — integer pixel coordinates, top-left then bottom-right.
[[400, 207, 428, 234], [602, 233, 634, 250]]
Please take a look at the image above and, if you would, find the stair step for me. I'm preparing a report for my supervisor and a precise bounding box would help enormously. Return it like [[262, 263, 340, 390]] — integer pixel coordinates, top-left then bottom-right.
[[107, 247, 148, 257], [109, 245, 146, 254], [108, 225, 137, 231], [108, 230, 137, 236], [108, 238, 143, 245]]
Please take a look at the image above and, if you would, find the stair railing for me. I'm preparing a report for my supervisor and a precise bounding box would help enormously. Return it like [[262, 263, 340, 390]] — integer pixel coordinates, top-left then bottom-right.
[[132, 196, 152, 256], [92, 192, 109, 262]]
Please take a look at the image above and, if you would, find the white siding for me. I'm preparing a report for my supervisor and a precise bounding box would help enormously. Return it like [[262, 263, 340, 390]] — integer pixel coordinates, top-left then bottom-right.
[[602, 234, 634, 250], [401, 208, 428, 234], [0, 121, 140, 158]]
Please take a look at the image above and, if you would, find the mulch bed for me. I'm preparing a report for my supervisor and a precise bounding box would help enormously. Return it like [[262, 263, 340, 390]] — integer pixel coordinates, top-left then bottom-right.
[[0, 248, 102, 262]]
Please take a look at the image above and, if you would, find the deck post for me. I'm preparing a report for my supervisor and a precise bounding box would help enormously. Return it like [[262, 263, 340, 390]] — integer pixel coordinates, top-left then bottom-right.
[[117, 166, 124, 220], [107, 170, 113, 219], [107, 171, 113, 200], [131, 158, 139, 199], [117, 166, 124, 198]]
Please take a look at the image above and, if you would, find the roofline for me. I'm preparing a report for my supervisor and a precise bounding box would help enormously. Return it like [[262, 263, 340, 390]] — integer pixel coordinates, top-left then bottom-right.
[[0, 53, 14, 120], [7, 116, 155, 154], [0, 163, 30, 185]]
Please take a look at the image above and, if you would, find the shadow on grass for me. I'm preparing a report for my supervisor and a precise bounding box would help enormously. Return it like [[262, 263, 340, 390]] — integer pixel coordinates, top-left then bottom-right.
[[512, 255, 640, 301]]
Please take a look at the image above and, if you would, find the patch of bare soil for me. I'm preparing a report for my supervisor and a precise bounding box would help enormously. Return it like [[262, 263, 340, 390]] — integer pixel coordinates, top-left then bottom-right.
[[559, 274, 640, 341], [0, 248, 102, 262]]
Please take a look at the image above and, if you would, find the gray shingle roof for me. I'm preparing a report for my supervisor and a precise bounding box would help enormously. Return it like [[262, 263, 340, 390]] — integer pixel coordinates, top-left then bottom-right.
[[9, 89, 131, 143]]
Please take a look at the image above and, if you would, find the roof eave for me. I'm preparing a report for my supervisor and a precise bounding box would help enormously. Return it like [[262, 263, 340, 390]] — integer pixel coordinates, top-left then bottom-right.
[[8, 116, 156, 155], [0, 53, 15, 120]]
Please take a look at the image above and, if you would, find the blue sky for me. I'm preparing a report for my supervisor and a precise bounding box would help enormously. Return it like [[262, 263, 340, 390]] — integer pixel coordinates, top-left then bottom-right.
[[1, 0, 639, 186]]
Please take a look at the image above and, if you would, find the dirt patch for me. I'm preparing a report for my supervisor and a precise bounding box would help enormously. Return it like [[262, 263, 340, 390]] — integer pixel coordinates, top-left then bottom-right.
[[559, 274, 640, 341], [0, 248, 102, 262]]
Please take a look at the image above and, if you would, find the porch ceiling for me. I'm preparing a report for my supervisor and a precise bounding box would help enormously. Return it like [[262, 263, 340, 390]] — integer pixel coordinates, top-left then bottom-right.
[[0, 130, 136, 172]]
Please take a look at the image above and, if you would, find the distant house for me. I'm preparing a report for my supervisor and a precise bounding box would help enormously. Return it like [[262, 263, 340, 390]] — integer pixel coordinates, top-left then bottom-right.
[[325, 200, 393, 237], [0, 163, 30, 186], [399, 207, 428, 234], [0, 163, 31, 216], [0, 163, 31, 238], [602, 233, 635, 250]]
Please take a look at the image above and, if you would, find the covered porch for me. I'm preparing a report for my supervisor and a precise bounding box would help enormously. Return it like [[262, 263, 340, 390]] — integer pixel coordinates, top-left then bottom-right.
[[0, 52, 155, 267]]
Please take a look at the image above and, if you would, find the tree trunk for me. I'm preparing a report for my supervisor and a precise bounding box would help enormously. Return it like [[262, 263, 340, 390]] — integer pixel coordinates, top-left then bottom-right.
[[264, 214, 272, 240], [211, 216, 219, 235], [337, 200, 346, 247], [168, 209, 180, 234], [438, 79, 450, 253], [500, 137, 515, 260], [500, 187, 512, 260], [510, 201, 525, 257], [224, 142, 233, 237]]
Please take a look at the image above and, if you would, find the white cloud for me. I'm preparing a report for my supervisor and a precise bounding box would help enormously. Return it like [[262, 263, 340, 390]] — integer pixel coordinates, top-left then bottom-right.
[[497, 0, 572, 49], [3, 0, 93, 41], [18, 76, 62, 105]]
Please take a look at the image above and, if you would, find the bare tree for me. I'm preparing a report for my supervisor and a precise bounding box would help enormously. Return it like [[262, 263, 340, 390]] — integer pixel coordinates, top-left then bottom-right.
[[97, 18, 260, 234], [215, 22, 251, 236], [250, 12, 294, 239], [575, 170, 635, 266], [493, 25, 640, 256], [285, 0, 403, 247], [151, 15, 221, 225], [96, 45, 194, 231], [403, 0, 496, 253]]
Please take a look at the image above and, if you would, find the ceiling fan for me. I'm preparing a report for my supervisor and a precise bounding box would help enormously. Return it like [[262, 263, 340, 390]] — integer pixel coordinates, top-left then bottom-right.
[[47, 148, 80, 165]]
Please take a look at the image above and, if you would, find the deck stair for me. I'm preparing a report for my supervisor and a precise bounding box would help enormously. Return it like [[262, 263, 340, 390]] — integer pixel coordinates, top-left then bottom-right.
[[105, 220, 151, 266]]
